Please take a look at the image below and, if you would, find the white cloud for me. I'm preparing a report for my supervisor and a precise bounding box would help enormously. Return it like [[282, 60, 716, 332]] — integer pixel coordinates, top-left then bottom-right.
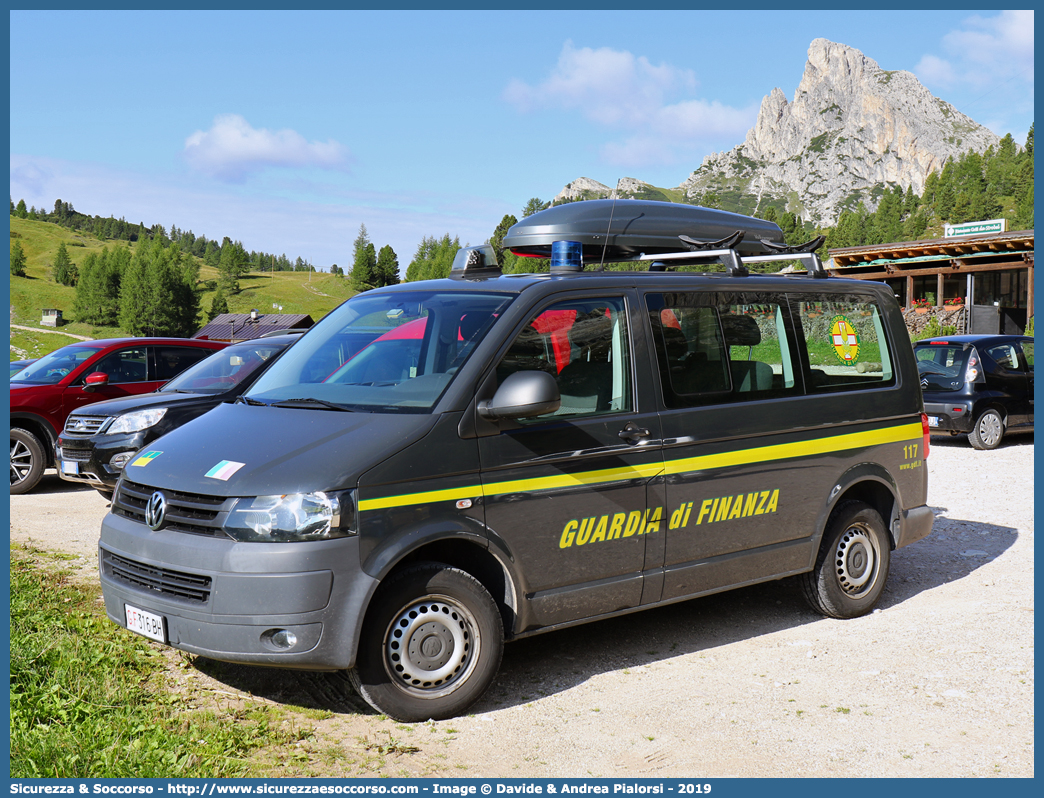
[[912, 54, 956, 87], [915, 10, 1034, 90], [504, 41, 696, 127], [504, 41, 753, 169], [183, 114, 350, 182]]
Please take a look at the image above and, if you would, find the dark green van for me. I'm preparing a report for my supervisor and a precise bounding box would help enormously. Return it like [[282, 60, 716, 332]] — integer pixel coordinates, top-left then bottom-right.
[[99, 201, 932, 721]]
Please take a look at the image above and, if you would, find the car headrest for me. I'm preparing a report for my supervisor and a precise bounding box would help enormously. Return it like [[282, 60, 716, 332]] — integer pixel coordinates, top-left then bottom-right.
[[720, 315, 761, 347]]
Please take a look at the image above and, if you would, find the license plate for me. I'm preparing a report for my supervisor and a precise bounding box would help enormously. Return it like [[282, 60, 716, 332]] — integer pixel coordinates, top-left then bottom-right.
[[927, 416, 939, 427], [61, 460, 78, 475], [125, 604, 166, 643]]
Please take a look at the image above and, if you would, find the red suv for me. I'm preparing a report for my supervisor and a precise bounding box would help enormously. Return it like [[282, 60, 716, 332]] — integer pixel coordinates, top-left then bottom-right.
[[10, 338, 226, 494]]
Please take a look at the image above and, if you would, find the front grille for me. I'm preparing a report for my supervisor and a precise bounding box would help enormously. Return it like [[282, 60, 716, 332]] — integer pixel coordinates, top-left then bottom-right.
[[114, 479, 234, 538], [64, 415, 110, 435], [57, 447, 92, 462], [103, 551, 212, 604]]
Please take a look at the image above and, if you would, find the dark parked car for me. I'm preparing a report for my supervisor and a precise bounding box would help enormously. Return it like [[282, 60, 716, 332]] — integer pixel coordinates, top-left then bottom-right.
[[9, 358, 38, 377], [10, 337, 227, 494], [56, 335, 299, 498], [915, 334, 1034, 449]]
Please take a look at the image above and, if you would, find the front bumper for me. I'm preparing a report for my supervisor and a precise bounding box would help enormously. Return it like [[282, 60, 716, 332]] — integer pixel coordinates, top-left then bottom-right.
[[56, 432, 145, 490], [99, 511, 378, 669]]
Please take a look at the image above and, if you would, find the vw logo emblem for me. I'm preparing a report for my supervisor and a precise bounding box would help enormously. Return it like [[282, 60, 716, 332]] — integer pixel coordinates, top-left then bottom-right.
[[145, 491, 167, 530]]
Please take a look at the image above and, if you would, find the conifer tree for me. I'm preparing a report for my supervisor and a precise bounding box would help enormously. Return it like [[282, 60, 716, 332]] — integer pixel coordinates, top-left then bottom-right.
[[217, 238, 248, 292], [375, 245, 400, 287], [74, 247, 125, 326], [351, 225, 377, 291], [10, 241, 27, 276], [51, 242, 76, 285], [119, 238, 200, 337]]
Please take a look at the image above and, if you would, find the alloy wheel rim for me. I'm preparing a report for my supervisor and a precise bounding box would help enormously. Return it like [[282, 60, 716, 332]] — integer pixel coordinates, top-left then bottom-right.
[[10, 438, 32, 485]]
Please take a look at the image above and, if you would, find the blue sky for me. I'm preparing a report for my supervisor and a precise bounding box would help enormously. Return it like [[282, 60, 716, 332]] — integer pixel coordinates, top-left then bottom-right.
[[9, 9, 1034, 273]]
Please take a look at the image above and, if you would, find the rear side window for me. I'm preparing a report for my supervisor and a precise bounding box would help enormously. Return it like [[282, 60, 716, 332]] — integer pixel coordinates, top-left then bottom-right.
[[646, 292, 800, 408], [984, 343, 1021, 371], [151, 346, 214, 381], [795, 295, 895, 393], [1020, 342, 1033, 369]]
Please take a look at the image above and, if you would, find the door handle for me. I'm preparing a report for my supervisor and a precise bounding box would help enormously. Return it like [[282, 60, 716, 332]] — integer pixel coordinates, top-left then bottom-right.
[[618, 422, 650, 443]]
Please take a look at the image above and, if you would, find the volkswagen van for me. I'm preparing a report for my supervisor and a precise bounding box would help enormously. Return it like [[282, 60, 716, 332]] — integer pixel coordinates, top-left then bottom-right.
[[98, 201, 932, 721]]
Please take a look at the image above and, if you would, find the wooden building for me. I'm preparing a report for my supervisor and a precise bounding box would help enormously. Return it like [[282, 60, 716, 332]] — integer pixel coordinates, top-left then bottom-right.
[[828, 229, 1034, 334]]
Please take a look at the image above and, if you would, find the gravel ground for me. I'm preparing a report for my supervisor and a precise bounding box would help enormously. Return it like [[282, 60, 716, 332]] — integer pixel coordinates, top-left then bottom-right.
[[10, 435, 1034, 778]]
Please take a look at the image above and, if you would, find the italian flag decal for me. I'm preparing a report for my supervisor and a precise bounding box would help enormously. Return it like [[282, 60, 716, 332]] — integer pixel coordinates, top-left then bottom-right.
[[205, 460, 245, 480]]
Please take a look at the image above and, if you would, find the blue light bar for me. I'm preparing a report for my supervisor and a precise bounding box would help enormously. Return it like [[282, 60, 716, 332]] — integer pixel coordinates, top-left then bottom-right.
[[550, 240, 583, 272]]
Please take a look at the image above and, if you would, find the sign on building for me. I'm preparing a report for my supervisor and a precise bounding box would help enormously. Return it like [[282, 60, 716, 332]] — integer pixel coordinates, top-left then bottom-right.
[[944, 219, 1007, 238]]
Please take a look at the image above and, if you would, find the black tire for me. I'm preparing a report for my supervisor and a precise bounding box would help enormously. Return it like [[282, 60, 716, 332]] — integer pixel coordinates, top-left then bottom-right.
[[802, 501, 891, 619], [10, 428, 45, 495], [348, 562, 504, 722], [968, 408, 1004, 450]]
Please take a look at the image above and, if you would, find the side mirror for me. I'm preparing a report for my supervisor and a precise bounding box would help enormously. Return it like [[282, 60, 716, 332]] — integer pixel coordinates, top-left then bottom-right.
[[478, 371, 560, 420], [83, 372, 110, 393]]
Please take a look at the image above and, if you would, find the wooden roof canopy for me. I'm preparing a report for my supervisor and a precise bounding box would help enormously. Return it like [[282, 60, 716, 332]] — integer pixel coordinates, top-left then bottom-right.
[[828, 230, 1034, 277]]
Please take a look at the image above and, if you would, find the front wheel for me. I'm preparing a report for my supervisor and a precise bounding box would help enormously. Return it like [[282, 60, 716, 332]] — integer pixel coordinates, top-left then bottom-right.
[[802, 501, 891, 619], [349, 562, 504, 722], [968, 408, 1004, 450], [10, 428, 45, 495]]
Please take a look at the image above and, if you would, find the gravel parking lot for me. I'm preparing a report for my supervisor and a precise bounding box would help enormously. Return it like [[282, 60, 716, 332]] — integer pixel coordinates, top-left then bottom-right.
[[10, 435, 1034, 777]]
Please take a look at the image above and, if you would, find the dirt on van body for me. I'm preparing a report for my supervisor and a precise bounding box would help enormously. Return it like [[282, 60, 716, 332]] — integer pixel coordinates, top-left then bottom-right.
[[10, 437, 1033, 778]]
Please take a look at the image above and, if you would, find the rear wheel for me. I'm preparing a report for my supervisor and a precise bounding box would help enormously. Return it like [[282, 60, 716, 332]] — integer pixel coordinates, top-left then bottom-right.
[[10, 428, 45, 495], [349, 563, 504, 722], [968, 408, 1004, 450], [802, 501, 891, 619]]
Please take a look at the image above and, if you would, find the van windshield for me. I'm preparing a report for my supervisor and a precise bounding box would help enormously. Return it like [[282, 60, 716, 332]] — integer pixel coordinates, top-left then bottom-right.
[[245, 291, 514, 412]]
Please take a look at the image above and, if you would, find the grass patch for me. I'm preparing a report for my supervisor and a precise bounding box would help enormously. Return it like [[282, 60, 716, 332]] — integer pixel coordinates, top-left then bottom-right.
[[10, 545, 311, 777], [9, 218, 358, 360], [10, 328, 97, 360]]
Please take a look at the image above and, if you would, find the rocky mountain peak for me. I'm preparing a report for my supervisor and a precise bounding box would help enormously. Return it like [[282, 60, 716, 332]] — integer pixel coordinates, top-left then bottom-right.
[[680, 38, 1000, 225], [555, 39, 1002, 228]]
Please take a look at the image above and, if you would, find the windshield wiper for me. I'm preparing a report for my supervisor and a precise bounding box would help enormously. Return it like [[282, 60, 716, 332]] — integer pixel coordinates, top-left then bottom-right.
[[271, 397, 354, 411], [234, 395, 270, 406]]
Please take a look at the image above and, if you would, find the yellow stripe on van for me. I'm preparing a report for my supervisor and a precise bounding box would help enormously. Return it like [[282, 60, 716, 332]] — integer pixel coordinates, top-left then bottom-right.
[[359, 483, 484, 512], [357, 422, 923, 512], [663, 422, 923, 476], [358, 461, 664, 512]]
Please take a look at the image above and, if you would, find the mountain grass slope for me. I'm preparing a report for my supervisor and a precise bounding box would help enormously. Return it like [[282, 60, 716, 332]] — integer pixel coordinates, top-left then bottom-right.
[[9, 218, 357, 358]]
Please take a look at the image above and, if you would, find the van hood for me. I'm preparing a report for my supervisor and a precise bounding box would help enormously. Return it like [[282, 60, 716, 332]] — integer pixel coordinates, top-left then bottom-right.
[[119, 401, 437, 497]]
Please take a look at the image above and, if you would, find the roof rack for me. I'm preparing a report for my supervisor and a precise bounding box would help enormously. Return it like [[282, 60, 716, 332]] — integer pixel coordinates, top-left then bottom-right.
[[638, 249, 829, 278]]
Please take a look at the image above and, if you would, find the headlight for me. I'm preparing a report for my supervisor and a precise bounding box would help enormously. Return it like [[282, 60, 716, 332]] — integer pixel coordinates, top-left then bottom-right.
[[223, 491, 356, 542], [106, 408, 168, 434]]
